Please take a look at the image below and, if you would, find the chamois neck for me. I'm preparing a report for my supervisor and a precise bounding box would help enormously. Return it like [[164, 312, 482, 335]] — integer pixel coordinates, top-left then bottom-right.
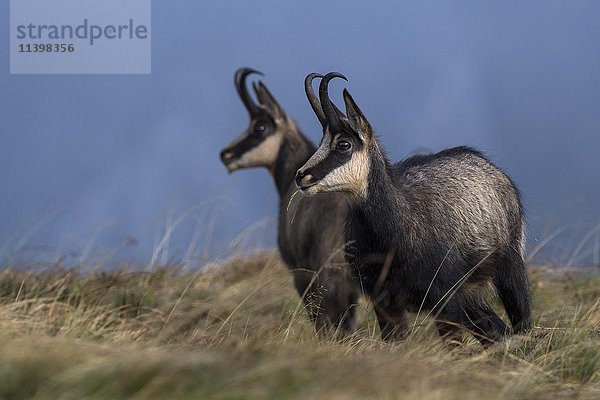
[[271, 120, 316, 198], [353, 144, 406, 237]]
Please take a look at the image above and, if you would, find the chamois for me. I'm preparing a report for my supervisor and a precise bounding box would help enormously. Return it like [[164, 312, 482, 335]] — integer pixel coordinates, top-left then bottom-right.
[[220, 68, 359, 335], [296, 72, 532, 345]]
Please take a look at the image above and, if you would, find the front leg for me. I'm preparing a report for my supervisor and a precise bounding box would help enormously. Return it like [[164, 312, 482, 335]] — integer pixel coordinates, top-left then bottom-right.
[[291, 269, 327, 332], [373, 303, 408, 341]]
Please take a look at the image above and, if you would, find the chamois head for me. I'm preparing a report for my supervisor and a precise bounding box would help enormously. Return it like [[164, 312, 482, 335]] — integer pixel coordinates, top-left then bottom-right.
[[220, 68, 290, 173], [296, 72, 374, 198]]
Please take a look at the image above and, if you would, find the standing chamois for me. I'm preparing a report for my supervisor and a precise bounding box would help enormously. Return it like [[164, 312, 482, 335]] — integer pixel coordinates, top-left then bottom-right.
[[296, 72, 532, 345], [220, 68, 359, 335]]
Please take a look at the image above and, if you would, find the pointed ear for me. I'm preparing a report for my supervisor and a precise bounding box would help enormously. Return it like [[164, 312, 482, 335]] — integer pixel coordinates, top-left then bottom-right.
[[255, 81, 284, 119], [251, 81, 268, 113], [343, 89, 372, 142], [252, 81, 261, 102]]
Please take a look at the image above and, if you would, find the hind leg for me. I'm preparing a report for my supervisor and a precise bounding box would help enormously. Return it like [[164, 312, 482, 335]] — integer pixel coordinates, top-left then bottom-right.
[[437, 295, 509, 347], [464, 299, 510, 346], [493, 250, 532, 333]]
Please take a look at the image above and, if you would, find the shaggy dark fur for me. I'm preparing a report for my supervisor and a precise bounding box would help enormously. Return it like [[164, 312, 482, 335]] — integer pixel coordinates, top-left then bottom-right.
[[297, 73, 532, 345]]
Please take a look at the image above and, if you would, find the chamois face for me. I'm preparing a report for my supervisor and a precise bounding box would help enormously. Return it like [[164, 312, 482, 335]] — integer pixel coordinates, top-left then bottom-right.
[[295, 127, 370, 198], [220, 113, 284, 172], [296, 88, 372, 199], [220, 68, 286, 173]]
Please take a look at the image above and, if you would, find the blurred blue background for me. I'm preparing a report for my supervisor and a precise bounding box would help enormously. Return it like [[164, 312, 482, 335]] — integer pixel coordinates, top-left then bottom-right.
[[1, 1, 599, 267]]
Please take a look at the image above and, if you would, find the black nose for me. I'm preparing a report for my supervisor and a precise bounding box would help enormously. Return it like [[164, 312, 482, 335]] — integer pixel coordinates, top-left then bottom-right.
[[295, 169, 316, 189], [295, 170, 306, 187], [220, 149, 233, 163]]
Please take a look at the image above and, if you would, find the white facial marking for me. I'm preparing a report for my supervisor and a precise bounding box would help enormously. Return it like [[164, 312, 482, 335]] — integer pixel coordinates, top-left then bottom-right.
[[319, 146, 370, 198], [237, 132, 283, 169], [300, 131, 370, 198]]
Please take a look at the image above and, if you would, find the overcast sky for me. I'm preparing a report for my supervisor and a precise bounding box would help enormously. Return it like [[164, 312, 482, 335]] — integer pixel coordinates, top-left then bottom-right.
[[1, 1, 599, 267]]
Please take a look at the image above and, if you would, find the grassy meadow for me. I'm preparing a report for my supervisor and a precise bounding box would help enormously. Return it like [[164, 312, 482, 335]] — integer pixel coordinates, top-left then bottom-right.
[[0, 251, 598, 399]]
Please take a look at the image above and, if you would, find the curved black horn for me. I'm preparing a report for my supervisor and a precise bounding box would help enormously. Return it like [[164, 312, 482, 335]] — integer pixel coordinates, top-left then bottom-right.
[[235, 67, 263, 116], [304, 73, 326, 128], [319, 72, 348, 132]]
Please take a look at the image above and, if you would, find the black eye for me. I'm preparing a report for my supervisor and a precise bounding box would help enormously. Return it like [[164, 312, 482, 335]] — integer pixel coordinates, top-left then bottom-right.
[[254, 122, 267, 135], [337, 140, 352, 151]]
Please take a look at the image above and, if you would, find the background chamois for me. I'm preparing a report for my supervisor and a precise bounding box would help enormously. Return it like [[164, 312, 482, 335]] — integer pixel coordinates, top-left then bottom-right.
[[220, 68, 359, 335]]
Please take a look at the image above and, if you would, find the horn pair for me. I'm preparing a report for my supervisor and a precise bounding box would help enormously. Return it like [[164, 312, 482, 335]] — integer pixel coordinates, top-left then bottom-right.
[[236, 67, 347, 130], [305, 72, 348, 132]]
